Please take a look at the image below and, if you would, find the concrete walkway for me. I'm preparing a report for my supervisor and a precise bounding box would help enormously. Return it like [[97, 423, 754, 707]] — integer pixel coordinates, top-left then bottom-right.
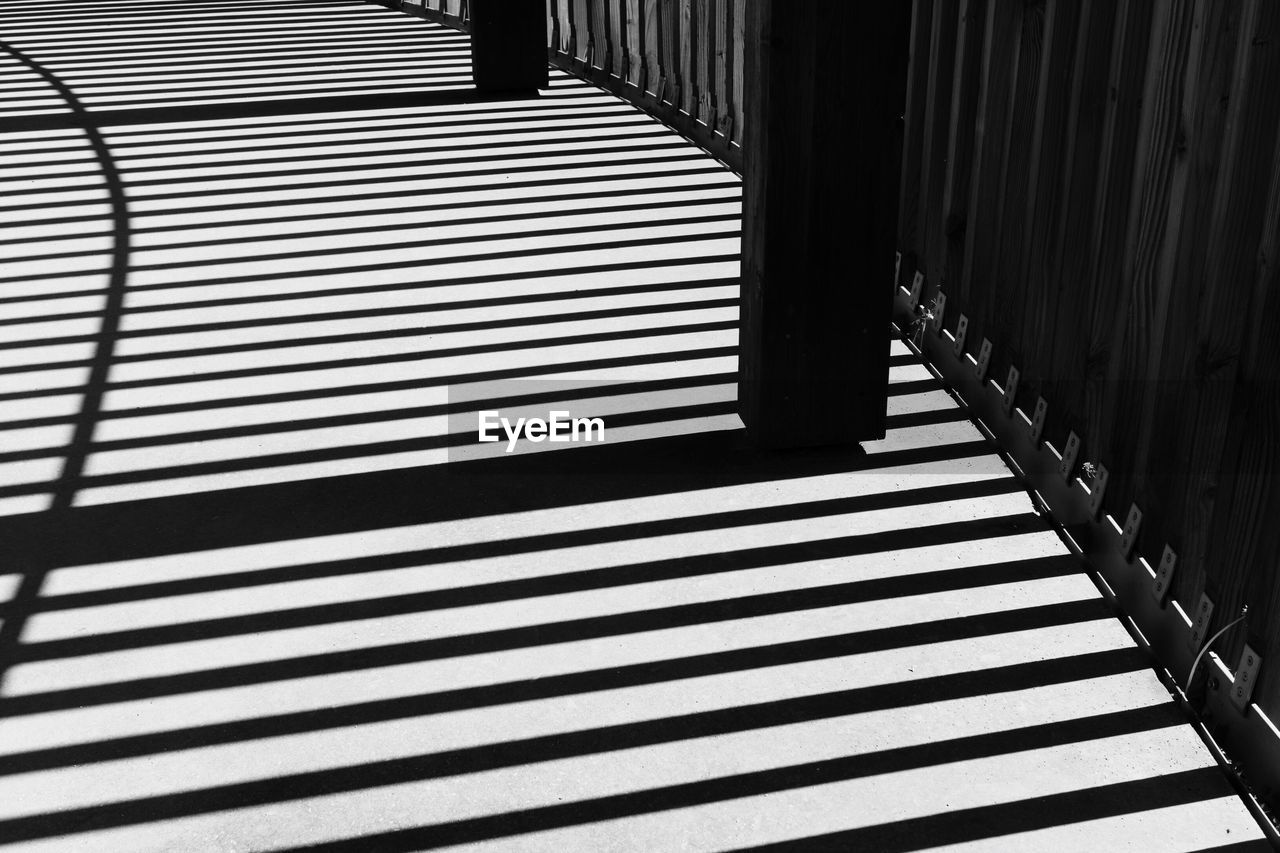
[[0, 1, 1271, 850]]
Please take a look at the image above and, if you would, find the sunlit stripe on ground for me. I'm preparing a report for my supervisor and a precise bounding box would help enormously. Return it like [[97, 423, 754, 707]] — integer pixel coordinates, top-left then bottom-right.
[[0, 718, 1222, 850], [399, 733, 1240, 853], [22, 488, 1041, 642], [0, 660, 1160, 823], [112, 278, 738, 344], [924, 798, 1263, 852], [8, 561, 1086, 694], [0, 551, 1079, 756], [40, 456, 1021, 595], [2, 3, 470, 116]]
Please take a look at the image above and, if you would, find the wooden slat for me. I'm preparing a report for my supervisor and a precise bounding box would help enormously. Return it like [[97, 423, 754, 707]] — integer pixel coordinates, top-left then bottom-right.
[[1055, 0, 1151, 453], [731, 0, 745, 146], [1104, 0, 1239, 577], [1016, 0, 1084, 402], [940, 0, 988, 307], [696, 0, 713, 126], [985, 0, 1046, 378], [643, 0, 661, 95], [891, 0, 1280, 731], [958, 0, 1019, 332], [1176, 0, 1280, 683], [627, 0, 643, 88], [1038, 0, 1122, 428], [680, 0, 695, 115], [714, 0, 730, 137], [896, 0, 935, 281], [916, 0, 960, 300], [661, 0, 679, 104]]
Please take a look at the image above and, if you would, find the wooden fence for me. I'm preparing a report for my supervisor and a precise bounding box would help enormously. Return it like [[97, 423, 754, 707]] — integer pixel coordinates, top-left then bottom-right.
[[399, 0, 469, 29], [546, 0, 746, 171], [897, 0, 1280, 720]]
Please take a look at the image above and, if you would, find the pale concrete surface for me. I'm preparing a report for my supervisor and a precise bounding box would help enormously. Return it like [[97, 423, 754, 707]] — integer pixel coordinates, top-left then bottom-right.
[[0, 1, 1271, 850]]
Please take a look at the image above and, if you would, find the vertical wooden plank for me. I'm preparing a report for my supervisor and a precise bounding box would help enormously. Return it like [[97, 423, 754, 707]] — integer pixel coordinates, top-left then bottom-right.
[[957, 0, 1020, 335], [896, 0, 935, 282], [573, 0, 590, 62], [1169, 0, 1280, 681], [985, 0, 1046, 376], [714, 0, 731, 137], [680, 0, 695, 115], [1017, 0, 1087, 398], [741, 0, 911, 446], [731, 0, 745, 147], [1010, 0, 1080, 405], [1231, 122, 1280, 714], [643, 0, 661, 95], [696, 0, 714, 126], [588, 0, 609, 72], [1038, 0, 1124, 429], [661, 0, 679, 104], [1046, 0, 1152, 454], [940, 0, 987, 304], [627, 0, 643, 88], [1103, 0, 1239, 570], [917, 0, 960, 298]]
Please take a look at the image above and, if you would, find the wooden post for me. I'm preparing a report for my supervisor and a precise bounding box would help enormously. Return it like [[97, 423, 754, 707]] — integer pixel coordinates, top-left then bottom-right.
[[470, 0, 549, 92], [739, 1, 911, 447]]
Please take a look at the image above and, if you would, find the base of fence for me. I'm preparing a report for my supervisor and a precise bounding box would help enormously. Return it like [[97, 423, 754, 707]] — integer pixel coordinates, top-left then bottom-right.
[[547, 50, 741, 174], [388, 0, 470, 32], [890, 284, 1280, 839]]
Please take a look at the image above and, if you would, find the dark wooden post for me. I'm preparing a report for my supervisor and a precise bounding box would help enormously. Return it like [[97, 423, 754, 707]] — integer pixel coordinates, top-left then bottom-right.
[[470, 0, 550, 92], [739, 1, 911, 447]]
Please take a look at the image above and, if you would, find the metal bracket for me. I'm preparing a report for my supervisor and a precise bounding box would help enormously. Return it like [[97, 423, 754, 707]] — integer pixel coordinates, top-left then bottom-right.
[[1001, 366, 1020, 416], [975, 338, 993, 383], [1152, 545, 1177, 605], [932, 292, 947, 332], [1189, 593, 1216, 653], [1059, 430, 1081, 481], [1087, 463, 1109, 518], [908, 271, 924, 311], [953, 314, 969, 358], [1231, 644, 1262, 712], [1030, 397, 1048, 445], [1119, 503, 1142, 559]]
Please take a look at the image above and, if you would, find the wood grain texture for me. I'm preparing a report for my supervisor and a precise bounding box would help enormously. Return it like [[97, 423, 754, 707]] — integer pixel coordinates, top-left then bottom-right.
[[896, 0, 935, 283], [895, 0, 1280, 723], [643, 0, 661, 95], [1195, 0, 1280, 709], [986, 0, 1045, 380], [626, 0, 643, 88], [940, 0, 988, 310], [1014, 0, 1080, 413], [958, 0, 1019, 337], [917, 0, 960, 300]]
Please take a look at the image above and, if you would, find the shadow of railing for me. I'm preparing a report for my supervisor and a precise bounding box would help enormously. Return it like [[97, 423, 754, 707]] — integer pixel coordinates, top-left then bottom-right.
[[0, 1, 1269, 850]]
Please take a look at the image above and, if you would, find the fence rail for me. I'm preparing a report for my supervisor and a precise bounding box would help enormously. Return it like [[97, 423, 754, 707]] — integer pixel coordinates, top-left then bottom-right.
[[897, 0, 1280, 728], [546, 0, 745, 171]]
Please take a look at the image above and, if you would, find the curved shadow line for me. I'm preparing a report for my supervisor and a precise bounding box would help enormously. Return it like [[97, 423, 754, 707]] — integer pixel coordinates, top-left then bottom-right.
[[0, 41, 131, 693]]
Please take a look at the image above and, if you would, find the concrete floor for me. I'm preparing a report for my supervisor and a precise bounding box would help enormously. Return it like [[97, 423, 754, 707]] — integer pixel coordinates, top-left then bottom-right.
[[0, 1, 1272, 850]]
